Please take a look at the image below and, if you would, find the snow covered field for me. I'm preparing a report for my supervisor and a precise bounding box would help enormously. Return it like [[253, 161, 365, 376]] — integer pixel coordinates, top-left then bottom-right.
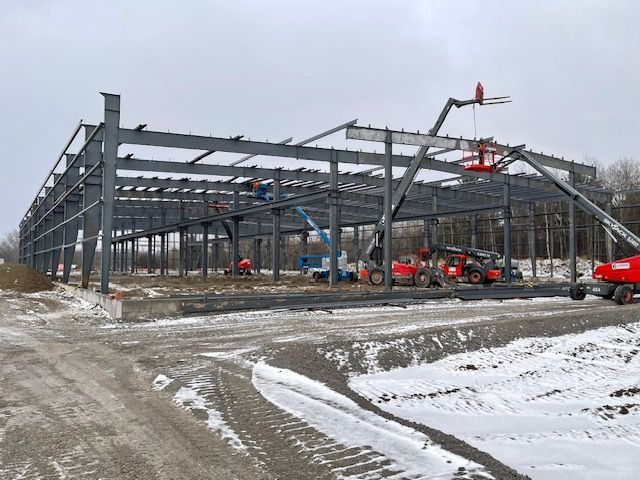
[[252, 363, 493, 479], [350, 323, 640, 480]]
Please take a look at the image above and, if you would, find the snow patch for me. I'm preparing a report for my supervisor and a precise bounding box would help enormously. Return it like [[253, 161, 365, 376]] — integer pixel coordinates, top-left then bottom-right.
[[350, 323, 640, 480], [252, 362, 492, 479], [173, 385, 246, 452], [152, 374, 174, 391]]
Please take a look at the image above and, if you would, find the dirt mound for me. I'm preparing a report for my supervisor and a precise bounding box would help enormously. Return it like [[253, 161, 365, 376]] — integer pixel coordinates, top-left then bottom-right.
[[0, 263, 53, 293]]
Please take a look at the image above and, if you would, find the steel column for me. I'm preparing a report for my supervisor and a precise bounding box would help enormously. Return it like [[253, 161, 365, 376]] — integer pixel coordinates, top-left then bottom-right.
[[232, 191, 240, 277], [383, 133, 393, 291], [568, 171, 577, 283], [81, 126, 103, 288], [202, 224, 209, 278], [50, 174, 65, 280], [430, 194, 438, 267], [503, 182, 512, 283], [469, 215, 478, 248], [272, 176, 281, 282], [99, 94, 120, 293], [528, 203, 537, 278], [330, 151, 339, 287]]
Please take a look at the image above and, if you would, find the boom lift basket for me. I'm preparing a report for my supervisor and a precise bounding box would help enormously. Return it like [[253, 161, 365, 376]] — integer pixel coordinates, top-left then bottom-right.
[[463, 143, 498, 173]]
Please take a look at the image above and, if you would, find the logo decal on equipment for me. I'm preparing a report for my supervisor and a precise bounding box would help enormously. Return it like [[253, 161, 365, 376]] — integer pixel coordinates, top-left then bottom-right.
[[612, 262, 630, 270]]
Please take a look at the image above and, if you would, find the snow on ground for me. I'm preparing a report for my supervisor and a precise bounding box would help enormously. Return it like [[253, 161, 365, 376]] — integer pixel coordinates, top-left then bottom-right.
[[172, 380, 246, 453], [518, 257, 600, 280], [349, 323, 640, 480], [252, 363, 493, 479], [152, 374, 174, 391]]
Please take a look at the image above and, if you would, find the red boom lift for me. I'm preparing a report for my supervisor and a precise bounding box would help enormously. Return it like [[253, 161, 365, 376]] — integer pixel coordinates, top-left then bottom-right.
[[507, 150, 640, 305]]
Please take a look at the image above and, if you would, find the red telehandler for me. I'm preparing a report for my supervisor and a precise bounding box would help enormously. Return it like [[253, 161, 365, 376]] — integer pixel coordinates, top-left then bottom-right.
[[363, 243, 509, 287]]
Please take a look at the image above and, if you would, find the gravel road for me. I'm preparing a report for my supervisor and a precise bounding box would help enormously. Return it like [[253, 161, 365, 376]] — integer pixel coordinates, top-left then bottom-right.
[[1, 287, 637, 479]]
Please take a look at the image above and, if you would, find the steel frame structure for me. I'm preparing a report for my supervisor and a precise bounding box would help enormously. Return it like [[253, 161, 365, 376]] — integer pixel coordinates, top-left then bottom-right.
[[19, 93, 614, 293]]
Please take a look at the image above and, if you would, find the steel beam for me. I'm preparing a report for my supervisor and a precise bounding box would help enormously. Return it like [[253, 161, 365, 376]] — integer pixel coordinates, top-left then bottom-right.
[[503, 182, 512, 283], [99, 93, 120, 293], [81, 127, 103, 288], [272, 176, 281, 282], [346, 126, 596, 176], [384, 133, 393, 291], [329, 152, 339, 287]]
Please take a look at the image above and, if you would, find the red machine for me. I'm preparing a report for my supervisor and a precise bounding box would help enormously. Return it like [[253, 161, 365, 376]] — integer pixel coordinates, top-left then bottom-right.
[[224, 258, 253, 276], [362, 244, 505, 287], [501, 150, 640, 306], [571, 255, 640, 304], [360, 248, 436, 287], [436, 245, 502, 284]]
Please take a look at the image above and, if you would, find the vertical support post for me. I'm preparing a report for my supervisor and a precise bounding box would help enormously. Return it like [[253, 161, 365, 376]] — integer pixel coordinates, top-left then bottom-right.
[[568, 171, 577, 283], [353, 226, 360, 273], [202, 224, 209, 278], [272, 175, 281, 282], [134, 238, 139, 273], [503, 182, 512, 283], [179, 228, 185, 276], [329, 150, 340, 287], [124, 239, 128, 273], [528, 203, 537, 278], [43, 188, 53, 274], [146, 236, 152, 274], [300, 231, 308, 274], [50, 174, 64, 280], [383, 133, 393, 291], [591, 223, 596, 273], [469, 215, 478, 249], [62, 154, 81, 283], [99, 94, 120, 294], [131, 239, 136, 273], [160, 234, 166, 276], [254, 238, 261, 274], [430, 194, 438, 268], [255, 220, 262, 274], [232, 191, 240, 277], [213, 226, 219, 273], [82, 126, 103, 288]]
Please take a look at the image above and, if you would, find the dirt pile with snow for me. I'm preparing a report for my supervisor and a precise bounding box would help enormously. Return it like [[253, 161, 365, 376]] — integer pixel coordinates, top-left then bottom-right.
[[0, 263, 53, 293]]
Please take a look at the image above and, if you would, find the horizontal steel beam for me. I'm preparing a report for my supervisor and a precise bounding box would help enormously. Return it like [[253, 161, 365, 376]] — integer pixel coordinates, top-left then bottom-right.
[[346, 126, 596, 176], [113, 190, 329, 241]]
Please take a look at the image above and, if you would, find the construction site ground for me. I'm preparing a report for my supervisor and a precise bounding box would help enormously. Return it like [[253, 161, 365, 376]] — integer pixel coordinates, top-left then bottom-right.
[[74, 271, 366, 298], [65, 258, 591, 299], [1, 279, 639, 479]]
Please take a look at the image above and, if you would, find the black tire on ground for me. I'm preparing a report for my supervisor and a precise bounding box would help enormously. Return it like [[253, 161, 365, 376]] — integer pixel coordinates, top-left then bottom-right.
[[413, 267, 431, 288], [349, 271, 358, 282], [369, 268, 384, 286], [223, 269, 230, 275], [569, 283, 587, 301], [467, 268, 485, 285], [613, 285, 634, 305], [311, 272, 321, 283]]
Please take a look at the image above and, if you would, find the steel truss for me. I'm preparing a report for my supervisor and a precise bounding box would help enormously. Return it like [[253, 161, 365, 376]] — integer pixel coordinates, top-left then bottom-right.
[[19, 93, 613, 293]]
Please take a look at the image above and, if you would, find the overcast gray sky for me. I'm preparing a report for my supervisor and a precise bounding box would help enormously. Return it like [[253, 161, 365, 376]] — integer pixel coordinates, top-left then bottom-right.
[[1, 0, 638, 238]]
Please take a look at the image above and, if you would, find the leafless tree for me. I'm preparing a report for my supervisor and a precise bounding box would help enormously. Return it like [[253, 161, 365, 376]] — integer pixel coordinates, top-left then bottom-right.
[[0, 229, 19, 263]]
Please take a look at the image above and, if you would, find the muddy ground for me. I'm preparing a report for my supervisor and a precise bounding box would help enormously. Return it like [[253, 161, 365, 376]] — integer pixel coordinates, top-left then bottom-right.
[[74, 271, 369, 298], [1, 286, 637, 479]]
